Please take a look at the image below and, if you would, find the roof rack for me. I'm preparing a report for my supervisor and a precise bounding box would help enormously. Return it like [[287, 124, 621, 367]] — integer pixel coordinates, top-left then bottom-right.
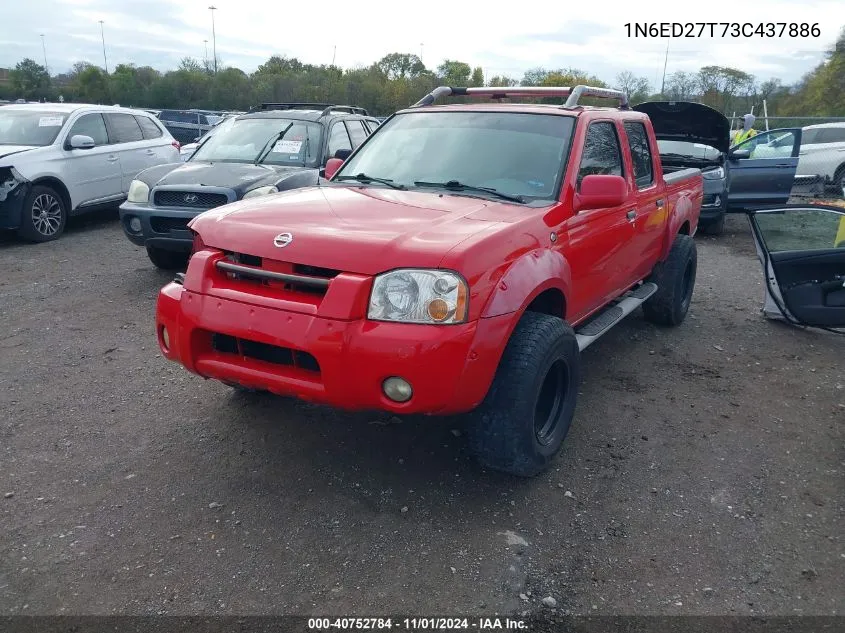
[[410, 85, 629, 110], [253, 102, 369, 116]]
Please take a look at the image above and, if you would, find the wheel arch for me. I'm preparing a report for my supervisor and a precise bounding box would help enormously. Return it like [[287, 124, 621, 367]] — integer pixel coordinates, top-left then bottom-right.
[[30, 176, 73, 212]]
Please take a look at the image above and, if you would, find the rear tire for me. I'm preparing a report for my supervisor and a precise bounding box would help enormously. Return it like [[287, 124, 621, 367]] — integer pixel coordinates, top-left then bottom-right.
[[699, 213, 725, 236], [643, 234, 697, 326], [17, 185, 67, 242], [146, 246, 189, 271], [466, 312, 580, 477]]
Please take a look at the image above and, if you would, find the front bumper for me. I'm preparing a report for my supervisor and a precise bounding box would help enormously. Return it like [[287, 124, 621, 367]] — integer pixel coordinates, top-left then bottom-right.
[[119, 201, 198, 252], [155, 253, 511, 415], [0, 169, 31, 231], [699, 179, 727, 223]]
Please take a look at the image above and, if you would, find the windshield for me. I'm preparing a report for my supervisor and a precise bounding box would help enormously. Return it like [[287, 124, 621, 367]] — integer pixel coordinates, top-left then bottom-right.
[[657, 140, 721, 160], [191, 117, 322, 166], [0, 110, 67, 146], [337, 111, 575, 201]]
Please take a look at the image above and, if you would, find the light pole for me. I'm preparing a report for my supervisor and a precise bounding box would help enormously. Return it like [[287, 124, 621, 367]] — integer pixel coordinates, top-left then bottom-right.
[[98, 20, 108, 73], [208, 5, 218, 73], [659, 39, 669, 96], [420, 43, 424, 64], [40, 34, 48, 73], [203, 39, 209, 68]]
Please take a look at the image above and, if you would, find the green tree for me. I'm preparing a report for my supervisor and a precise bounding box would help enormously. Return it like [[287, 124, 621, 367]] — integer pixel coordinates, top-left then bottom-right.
[[376, 53, 425, 80], [75, 66, 110, 103], [437, 60, 471, 85], [10, 58, 52, 100], [469, 67, 484, 87], [614, 71, 651, 104]]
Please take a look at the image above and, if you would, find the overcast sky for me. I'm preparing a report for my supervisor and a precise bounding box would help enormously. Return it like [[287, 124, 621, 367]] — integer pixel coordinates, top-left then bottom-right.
[[1, 0, 843, 89]]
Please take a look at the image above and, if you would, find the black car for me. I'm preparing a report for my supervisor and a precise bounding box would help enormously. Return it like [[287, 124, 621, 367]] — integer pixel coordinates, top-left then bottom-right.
[[157, 109, 223, 145], [118, 103, 381, 269]]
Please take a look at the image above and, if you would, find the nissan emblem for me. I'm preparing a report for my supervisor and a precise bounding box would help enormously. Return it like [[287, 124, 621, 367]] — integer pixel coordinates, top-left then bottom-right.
[[273, 232, 293, 248]]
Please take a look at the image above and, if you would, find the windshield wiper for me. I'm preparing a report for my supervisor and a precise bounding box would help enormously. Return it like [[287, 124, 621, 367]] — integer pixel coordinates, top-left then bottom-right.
[[334, 173, 406, 190], [413, 180, 525, 203], [254, 123, 294, 165]]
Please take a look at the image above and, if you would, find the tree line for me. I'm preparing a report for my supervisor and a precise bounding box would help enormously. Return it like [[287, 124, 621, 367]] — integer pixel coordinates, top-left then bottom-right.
[[3, 27, 843, 118]]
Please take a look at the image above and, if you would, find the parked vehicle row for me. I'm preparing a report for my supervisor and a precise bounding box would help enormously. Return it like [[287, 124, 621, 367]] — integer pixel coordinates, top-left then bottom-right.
[[119, 103, 382, 269]]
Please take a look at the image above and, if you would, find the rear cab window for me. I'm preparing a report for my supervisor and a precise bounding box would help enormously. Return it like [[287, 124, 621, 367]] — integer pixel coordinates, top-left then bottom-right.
[[623, 121, 654, 188]]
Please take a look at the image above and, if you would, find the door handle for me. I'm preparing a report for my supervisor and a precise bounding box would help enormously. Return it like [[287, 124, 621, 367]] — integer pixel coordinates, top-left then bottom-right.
[[627, 210, 637, 221], [107, 155, 119, 162], [145, 149, 156, 155]]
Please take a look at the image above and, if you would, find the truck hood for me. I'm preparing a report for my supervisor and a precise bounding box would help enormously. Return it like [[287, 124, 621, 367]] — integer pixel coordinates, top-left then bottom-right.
[[190, 185, 518, 275], [145, 161, 316, 194], [634, 101, 730, 154], [0, 145, 39, 160]]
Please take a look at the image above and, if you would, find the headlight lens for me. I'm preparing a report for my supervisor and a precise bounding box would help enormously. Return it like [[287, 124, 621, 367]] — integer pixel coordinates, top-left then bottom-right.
[[127, 179, 150, 203], [368, 269, 468, 324], [702, 166, 725, 180], [242, 185, 278, 199]]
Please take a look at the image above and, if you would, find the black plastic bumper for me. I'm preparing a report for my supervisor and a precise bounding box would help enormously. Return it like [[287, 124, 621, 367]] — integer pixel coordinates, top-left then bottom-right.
[[0, 171, 30, 231], [118, 202, 197, 252]]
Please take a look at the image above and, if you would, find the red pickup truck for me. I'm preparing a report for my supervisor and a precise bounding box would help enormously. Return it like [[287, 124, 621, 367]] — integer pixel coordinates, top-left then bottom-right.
[[156, 85, 703, 477]]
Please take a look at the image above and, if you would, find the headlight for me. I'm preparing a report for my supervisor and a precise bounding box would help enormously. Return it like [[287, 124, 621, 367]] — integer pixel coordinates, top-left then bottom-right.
[[702, 166, 725, 180], [368, 269, 468, 324], [242, 185, 278, 199], [127, 179, 150, 203]]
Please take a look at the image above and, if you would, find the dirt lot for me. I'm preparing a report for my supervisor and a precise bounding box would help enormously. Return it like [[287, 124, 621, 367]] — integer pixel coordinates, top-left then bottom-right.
[[0, 212, 842, 618]]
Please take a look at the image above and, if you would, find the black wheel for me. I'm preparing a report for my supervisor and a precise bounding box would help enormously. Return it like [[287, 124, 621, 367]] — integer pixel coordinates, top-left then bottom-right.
[[833, 164, 845, 193], [642, 234, 697, 326], [17, 185, 67, 242], [146, 246, 189, 271], [699, 213, 725, 236], [466, 311, 580, 477]]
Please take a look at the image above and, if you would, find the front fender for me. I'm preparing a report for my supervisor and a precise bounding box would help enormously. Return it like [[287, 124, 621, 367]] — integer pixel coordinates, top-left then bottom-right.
[[480, 248, 571, 319]]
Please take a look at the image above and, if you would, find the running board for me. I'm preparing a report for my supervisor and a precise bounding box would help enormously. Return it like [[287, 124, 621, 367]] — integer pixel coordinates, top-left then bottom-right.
[[575, 282, 658, 351]]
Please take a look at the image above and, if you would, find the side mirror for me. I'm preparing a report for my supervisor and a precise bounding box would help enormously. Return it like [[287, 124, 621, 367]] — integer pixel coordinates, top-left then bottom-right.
[[324, 157, 344, 180], [69, 134, 95, 150], [729, 149, 751, 160], [333, 148, 352, 161], [573, 174, 627, 212]]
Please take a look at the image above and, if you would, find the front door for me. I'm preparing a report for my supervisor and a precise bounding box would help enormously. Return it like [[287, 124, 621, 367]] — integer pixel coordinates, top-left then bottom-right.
[[561, 120, 636, 321], [60, 113, 123, 208], [727, 128, 802, 210], [747, 203, 845, 328]]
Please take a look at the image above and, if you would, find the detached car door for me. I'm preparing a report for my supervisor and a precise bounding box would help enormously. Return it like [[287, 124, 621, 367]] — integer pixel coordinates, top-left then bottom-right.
[[727, 128, 802, 210], [748, 204, 845, 328]]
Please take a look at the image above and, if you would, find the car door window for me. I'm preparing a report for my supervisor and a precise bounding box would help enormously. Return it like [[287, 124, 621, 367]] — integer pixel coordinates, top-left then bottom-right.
[[365, 119, 380, 133], [820, 128, 845, 143], [105, 113, 144, 143], [623, 122, 654, 189], [345, 120, 368, 147], [577, 122, 623, 187], [135, 115, 163, 139], [67, 113, 109, 146], [755, 207, 845, 252], [327, 122, 352, 158], [736, 130, 797, 159]]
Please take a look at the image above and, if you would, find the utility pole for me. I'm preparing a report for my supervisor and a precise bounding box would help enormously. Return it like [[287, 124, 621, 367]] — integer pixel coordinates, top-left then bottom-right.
[[208, 5, 218, 73], [98, 20, 108, 73], [40, 34, 48, 73], [659, 39, 669, 95], [332, 45, 336, 67]]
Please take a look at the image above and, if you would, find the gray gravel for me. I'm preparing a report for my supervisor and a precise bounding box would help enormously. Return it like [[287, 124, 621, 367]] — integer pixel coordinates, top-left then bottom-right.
[[0, 211, 843, 616]]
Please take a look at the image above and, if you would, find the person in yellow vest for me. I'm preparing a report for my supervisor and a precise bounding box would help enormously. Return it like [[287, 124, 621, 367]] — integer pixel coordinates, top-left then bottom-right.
[[732, 113, 758, 145], [836, 215, 845, 248]]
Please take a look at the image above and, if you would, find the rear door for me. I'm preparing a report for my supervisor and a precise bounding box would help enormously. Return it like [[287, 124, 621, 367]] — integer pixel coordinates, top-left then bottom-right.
[[103, 112, 149, 192], [747, 204, 845, 328], [727, 128, 802, 210], [561, 120, 636, 319], [134, 113, 177, 164], [621, 119, 665, 283]]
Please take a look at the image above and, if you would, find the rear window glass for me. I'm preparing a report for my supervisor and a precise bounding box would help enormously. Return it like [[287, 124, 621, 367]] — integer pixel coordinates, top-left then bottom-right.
[[106, 113, 144, 143], [624, 122, 654, 188], [135, 115, 163, 139]]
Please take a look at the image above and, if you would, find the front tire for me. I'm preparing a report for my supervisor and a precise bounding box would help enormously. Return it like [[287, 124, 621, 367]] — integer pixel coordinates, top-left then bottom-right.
[[466, 312, 580, 477], [146, 246, 189, 271], [699, 213, 725, 236], [17, 185, 67, 242], [643, 234, 697, 326]]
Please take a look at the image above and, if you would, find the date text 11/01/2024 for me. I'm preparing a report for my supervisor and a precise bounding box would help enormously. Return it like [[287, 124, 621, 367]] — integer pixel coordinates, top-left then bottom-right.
[[307, 618, 528, 630], [624, 22, 820, 38]]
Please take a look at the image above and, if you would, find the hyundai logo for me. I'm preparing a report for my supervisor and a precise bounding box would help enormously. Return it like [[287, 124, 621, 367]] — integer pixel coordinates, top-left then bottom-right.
[[184, 193, 199, 204], [273, 232, 293, 248]]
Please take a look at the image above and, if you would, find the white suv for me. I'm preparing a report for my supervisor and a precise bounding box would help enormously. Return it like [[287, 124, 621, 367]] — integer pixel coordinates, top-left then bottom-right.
[[0, 103, 180, 242], [797, 122, 845, 191]]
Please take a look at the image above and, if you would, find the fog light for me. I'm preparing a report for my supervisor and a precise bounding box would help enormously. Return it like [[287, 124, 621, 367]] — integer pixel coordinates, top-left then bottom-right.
[[713, 195, 721, 206], [160, 325, 170, 351], [128, 216, 142, 233], [382, 376, 412, 402]]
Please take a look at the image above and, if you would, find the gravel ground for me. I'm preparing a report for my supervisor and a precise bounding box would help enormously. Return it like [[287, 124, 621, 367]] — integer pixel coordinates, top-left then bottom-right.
[[0, 211, 842, 617]]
